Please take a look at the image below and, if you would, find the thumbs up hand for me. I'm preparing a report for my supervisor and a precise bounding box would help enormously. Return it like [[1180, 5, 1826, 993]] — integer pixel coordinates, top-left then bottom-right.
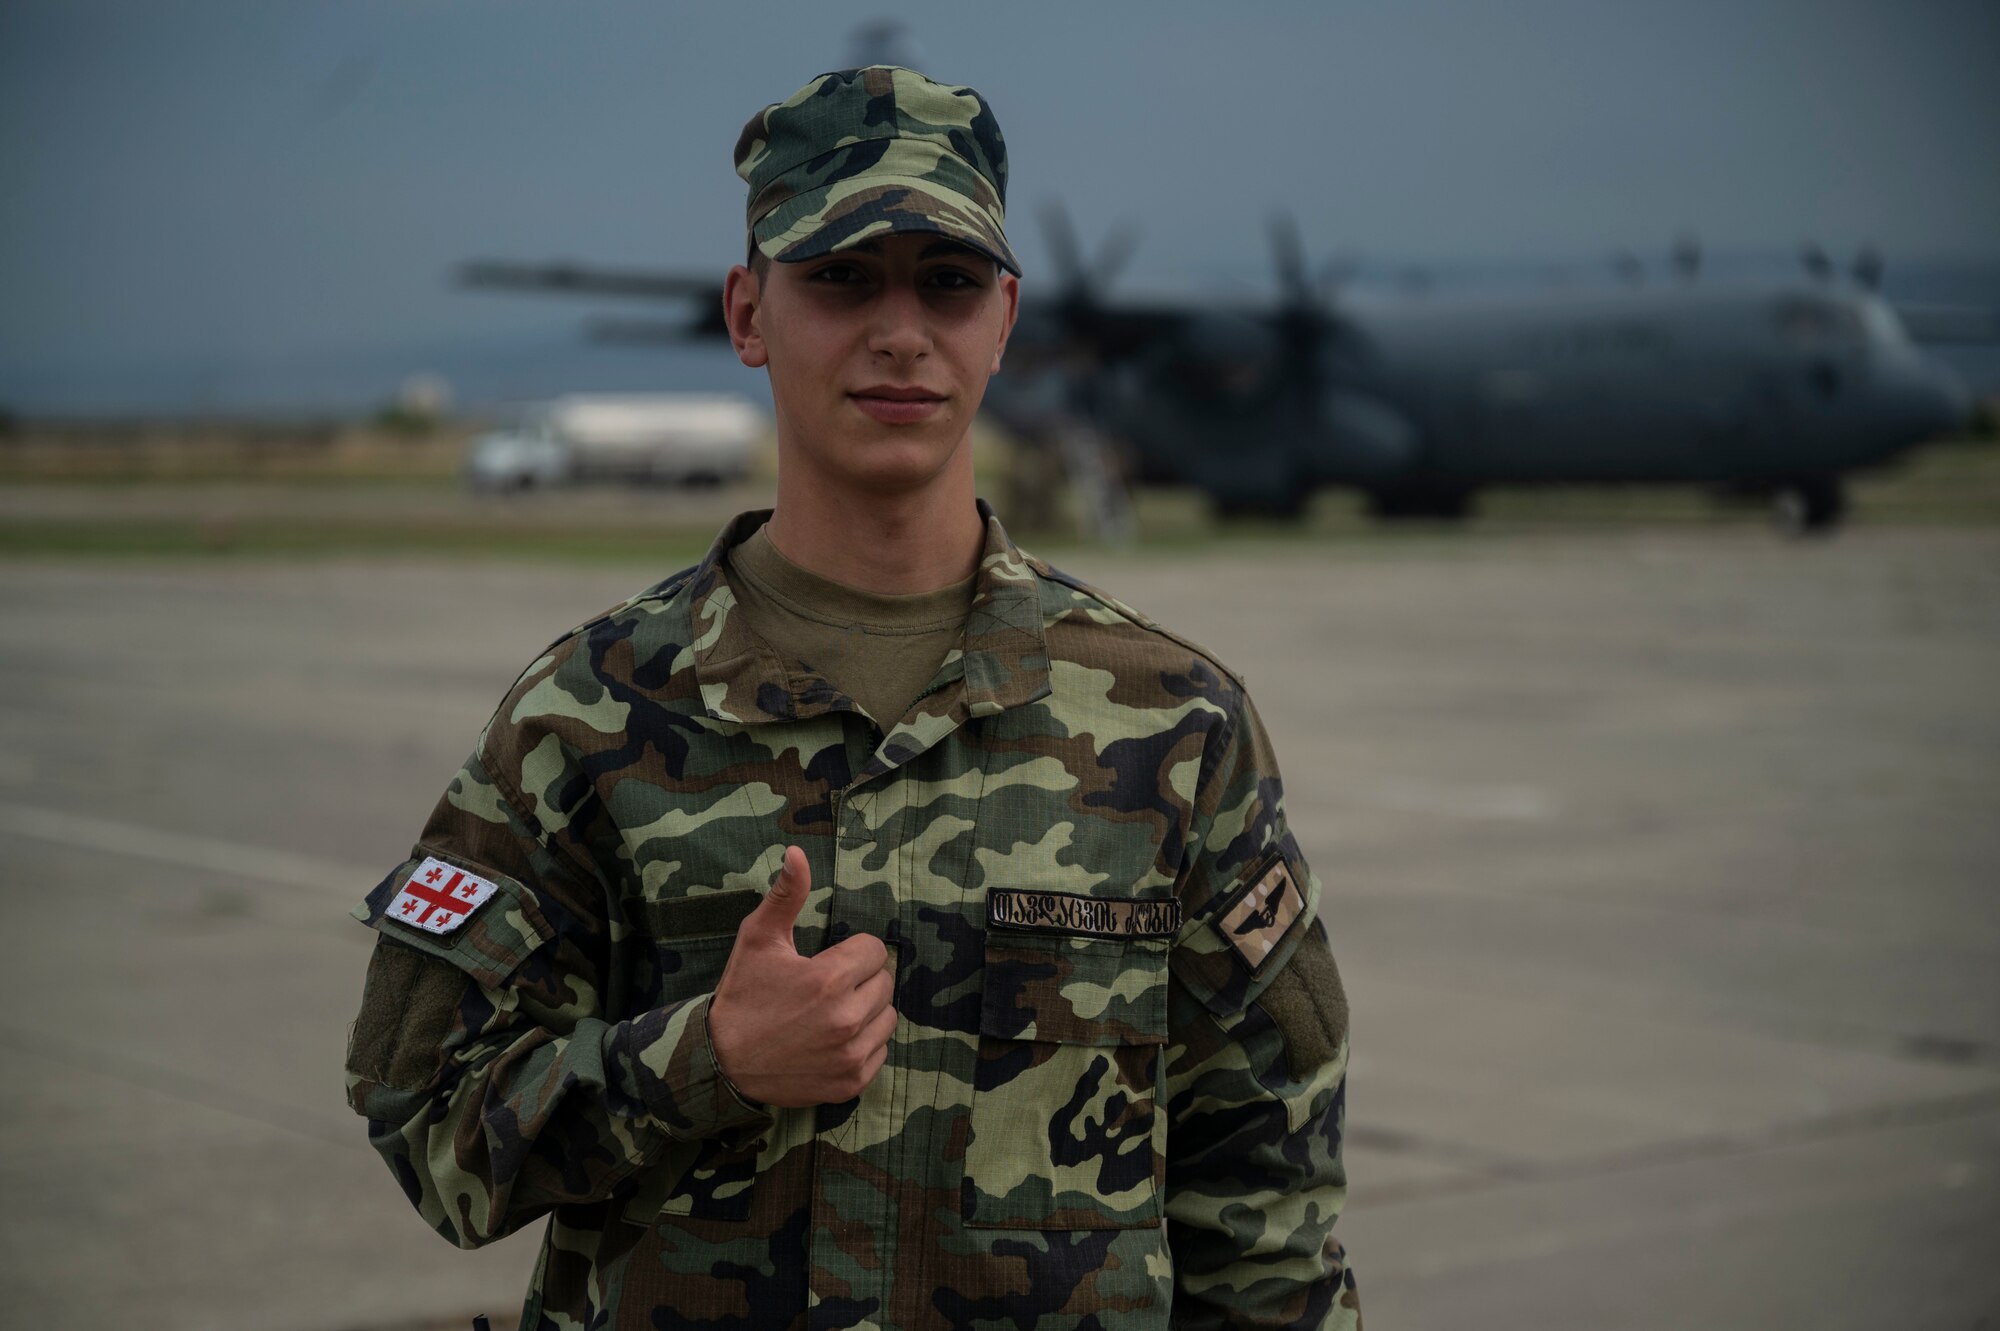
[[706, 846, 898, 1108]]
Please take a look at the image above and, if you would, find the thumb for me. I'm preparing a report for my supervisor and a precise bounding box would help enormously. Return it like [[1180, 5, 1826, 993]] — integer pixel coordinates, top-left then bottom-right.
[[744, 845, 810, 948]]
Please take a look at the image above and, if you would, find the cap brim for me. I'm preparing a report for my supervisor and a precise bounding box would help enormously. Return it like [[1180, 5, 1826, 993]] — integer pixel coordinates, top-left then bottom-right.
[[752, 177, 1021, 277]]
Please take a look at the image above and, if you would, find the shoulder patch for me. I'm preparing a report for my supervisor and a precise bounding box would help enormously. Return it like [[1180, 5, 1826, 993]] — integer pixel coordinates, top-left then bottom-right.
[[988, 888, 1181, 940], [386, 856, 500, 935], [1214, 850, 1307, 974]]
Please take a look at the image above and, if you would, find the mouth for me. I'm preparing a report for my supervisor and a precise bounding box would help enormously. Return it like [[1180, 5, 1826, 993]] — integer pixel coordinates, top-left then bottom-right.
[[850, 385, 947, 424]]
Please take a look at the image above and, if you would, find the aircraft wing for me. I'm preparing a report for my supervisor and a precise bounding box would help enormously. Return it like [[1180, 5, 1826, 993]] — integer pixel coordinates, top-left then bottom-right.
[[457, 259, 727, 342], [457, 259, 723, 304], [585, 312, 730, 343], [452, 255, 1196, 356]]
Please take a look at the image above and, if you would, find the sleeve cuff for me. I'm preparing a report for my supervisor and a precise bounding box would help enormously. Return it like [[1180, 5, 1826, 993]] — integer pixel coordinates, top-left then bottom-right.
[[607, 993, 771, 1141], [702, 1000, 769, 1119]]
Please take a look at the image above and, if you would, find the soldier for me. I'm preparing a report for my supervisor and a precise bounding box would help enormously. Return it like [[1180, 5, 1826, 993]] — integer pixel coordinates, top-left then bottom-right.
[[344, 65, 1359, 1329]]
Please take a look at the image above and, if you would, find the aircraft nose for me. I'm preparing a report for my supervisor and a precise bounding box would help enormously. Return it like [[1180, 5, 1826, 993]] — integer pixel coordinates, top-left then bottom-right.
[[1863, 362, 1969, 465], [1922, 364, 1972, 438]]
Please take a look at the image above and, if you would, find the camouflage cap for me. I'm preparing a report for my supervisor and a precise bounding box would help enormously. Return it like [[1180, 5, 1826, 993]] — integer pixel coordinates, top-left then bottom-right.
[[734, 66, 1021, 277]]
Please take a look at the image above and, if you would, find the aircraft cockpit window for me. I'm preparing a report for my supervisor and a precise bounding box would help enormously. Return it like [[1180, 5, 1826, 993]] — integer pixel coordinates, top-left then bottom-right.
[[1773, 296, 1862, 344]]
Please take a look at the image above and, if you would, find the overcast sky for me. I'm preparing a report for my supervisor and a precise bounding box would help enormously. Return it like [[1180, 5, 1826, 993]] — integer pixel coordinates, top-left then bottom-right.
[[2, 0, 1995, 412]]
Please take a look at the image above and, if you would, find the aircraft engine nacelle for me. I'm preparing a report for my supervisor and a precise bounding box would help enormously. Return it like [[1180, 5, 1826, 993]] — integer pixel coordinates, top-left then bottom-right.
[[1317, 388, 1422, 484]]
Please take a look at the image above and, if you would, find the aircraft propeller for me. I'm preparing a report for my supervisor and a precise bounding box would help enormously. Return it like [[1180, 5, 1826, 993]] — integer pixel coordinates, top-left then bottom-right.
[[1265, 211, 1354, 355], [1799, 241, 1891, 291], [1266, 211, 1355, 305], [1028, 201, 1158, 376], [1039, 202, 1140, 305]]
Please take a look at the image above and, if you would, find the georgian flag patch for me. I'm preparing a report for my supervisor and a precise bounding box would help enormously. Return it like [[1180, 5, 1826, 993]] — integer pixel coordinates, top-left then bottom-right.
[[388, 857, 500, 935]]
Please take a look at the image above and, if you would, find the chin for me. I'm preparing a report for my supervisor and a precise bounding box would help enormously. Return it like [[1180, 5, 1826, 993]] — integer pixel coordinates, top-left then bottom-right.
[[843, 453, 954, 495], [832, 429, 963, 491]]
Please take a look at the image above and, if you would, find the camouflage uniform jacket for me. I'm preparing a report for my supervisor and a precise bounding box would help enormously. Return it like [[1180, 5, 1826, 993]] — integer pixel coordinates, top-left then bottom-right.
[[344, 505, 1360, 1330]]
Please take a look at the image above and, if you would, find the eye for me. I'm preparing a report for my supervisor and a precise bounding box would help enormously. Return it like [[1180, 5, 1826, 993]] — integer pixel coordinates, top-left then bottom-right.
[[807, 261, 870, 284], [925, 266, 984, 291]]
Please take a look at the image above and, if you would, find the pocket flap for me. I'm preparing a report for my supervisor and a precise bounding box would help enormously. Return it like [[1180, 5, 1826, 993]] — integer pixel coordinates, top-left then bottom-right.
[[980, 934, 1168, 1046], [351, 850, 553, 989], [637, 888, 762, 941]]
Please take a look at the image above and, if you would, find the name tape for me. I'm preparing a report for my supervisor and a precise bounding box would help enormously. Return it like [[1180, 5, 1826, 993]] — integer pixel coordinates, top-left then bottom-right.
[[987, 889, 1182, 940]]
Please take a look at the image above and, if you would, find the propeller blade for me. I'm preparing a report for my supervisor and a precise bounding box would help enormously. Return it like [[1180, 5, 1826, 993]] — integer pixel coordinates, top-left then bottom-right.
[[1268, 211, 1308, 301], [1039, 201, 1087, 292], [1092, 223, 1141, 293], [847, 19, 925, 73], [1671, 231, 1701, 281], [1853, 244, 1884, 291]]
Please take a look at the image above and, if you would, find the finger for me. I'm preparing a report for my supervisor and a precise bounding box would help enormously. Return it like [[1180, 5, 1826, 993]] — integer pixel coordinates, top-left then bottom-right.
[[821, 931, 890, 985], [855, 1033, 892, 1089], [850, 968, 894, 1023], [855, 1002, 897, 1055], [742, 846, 810, 950]]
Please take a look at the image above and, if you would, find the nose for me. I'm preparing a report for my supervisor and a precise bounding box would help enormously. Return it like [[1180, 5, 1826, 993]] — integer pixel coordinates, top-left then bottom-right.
[[867, 282, 931, 363]]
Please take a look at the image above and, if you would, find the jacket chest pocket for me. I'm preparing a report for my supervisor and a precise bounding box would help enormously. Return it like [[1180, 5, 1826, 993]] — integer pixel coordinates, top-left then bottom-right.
[[635, 889, 761, 1007], [962, 931, 1169, 1230]]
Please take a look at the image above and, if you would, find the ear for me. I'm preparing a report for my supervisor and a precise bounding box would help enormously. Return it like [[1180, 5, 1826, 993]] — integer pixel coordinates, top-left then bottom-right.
[[723, 264, 768, 369], [990, 271, 1021, 375]]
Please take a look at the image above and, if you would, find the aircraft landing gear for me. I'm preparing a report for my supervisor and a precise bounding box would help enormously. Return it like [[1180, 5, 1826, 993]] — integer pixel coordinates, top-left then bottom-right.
[[1365, 487, 1477, 522], [1211, 487, 1309, 521], [1772, 476, 1847, 535]]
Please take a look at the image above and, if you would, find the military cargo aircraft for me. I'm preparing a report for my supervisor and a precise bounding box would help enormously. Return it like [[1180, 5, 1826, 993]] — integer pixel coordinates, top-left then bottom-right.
[[456, 218, 1979, 534]]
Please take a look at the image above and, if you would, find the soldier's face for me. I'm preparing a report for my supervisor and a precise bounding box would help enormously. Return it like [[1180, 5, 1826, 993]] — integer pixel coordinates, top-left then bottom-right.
[[726, 233, 1019, 495]]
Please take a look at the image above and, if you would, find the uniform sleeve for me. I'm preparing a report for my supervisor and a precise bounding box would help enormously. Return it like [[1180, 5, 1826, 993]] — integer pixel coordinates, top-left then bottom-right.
[[1164, 688, 1361, 1330], [342, 733, 768, 1250]]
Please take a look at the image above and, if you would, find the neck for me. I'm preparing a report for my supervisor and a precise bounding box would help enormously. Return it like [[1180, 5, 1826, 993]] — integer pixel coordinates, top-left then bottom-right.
[[764, 446, 984, 595]]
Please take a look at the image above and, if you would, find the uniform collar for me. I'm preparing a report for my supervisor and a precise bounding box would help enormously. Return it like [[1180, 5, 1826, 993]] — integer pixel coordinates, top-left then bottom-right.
[[682, 500, 1050, 726]]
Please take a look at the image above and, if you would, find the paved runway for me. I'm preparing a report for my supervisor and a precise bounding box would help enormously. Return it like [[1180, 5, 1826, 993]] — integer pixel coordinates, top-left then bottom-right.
[[2, 525, 1996, 1329]]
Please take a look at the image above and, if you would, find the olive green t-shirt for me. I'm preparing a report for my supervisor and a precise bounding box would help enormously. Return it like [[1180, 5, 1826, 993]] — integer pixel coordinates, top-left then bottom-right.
[[726, 525, 976, 730]]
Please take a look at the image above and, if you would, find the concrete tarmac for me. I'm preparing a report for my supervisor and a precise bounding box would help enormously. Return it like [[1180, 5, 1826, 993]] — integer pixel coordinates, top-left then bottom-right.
[[1, 525, 1996, 1329]]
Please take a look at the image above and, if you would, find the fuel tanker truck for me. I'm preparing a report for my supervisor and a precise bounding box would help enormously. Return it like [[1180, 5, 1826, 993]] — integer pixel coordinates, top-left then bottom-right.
[[465, 392, 765, 491]]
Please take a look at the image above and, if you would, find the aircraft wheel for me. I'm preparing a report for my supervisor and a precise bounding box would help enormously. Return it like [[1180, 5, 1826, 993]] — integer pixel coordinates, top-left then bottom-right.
[[1772, 476, 1847, 536], [1366, 488, 1477, 522], [1428, 490, 1476, 521], [1212, 491, 1308, 521]]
